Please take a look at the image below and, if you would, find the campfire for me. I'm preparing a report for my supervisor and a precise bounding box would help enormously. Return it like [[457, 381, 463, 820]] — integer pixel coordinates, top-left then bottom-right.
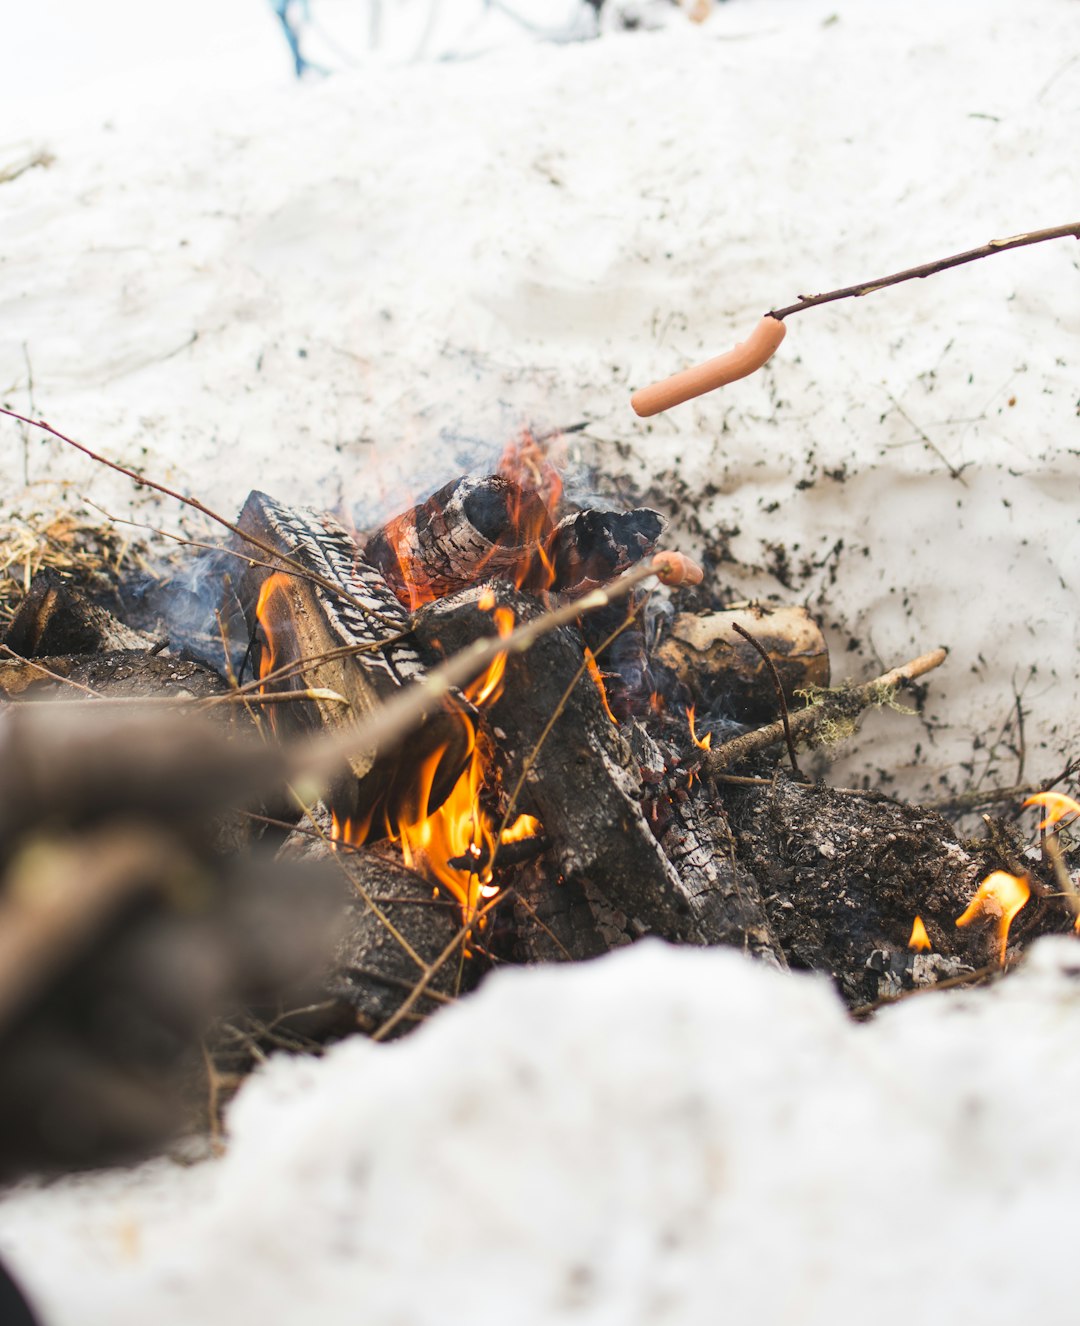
[[5, 418, 1075, 1134]]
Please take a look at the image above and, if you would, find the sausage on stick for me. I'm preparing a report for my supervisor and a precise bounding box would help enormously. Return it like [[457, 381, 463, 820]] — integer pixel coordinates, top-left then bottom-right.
[[630, 315, 786, 417]]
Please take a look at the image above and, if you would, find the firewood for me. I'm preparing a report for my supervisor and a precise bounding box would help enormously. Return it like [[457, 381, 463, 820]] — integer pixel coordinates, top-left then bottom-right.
[[363, 474, 553, 606], [655, 604, 830, 724], [543, 506, 665, 597], [235, 490, 469, 831], [626, 722, 786, 964], [3, 569, 157, 658], [285, 844, 464, 1040], [413, 583, 757, 948]]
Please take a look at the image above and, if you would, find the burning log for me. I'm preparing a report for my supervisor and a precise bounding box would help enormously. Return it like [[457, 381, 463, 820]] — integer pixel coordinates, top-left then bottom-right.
[[363, 474, 554, 607], [656, 603, 830, 724], [282, 843, 465, 1040], [545, 506, 665, 598], [412, 584, 697, 940], [412, 583, 779, 954], [235, 490, 469, 831]]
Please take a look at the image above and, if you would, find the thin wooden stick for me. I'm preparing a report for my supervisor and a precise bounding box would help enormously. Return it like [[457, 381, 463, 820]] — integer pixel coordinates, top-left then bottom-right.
[[292, 552, 697, 790], [704, 647, 948, 774], [769, 222, 1080, 320], [730, 620, 802, 777], [0, 406, 403, 632]]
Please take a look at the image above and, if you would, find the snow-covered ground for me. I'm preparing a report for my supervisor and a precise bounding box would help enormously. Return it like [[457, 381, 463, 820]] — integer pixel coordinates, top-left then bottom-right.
[[5, 937, 1080, 1325], [1, 2, 1079, 1321]]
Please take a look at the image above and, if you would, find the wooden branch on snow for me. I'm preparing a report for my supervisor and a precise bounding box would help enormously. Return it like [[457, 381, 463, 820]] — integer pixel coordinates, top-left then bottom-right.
[[703, 647, 948, 774]]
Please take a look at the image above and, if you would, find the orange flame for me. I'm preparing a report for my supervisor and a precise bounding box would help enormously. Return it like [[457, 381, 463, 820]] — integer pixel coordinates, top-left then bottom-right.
[[498, 428, 564, 522], [956, 871, 1030, 966], [501, 813, 543, 844], [329, 599, 529, 931], [1023, 791, 1080, 830], [583, 645, 618, 725], [687, 705, 711, 751], [908, 915, 932, 952]]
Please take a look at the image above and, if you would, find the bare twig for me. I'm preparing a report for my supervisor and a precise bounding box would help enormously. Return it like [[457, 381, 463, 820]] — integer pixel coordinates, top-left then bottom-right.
[[293, 555, 685, 792], [704, 647, 948, 774], [82, 498, 410, 642], [730, 620, 802, 778], [769, 222, 1080, 320], [0, 406, 403, 631], [0, 148, 54, 186]]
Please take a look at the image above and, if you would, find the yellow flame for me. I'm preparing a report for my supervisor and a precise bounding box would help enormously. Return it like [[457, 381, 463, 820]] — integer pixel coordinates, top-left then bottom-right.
[[956, 871, 1030, 966], [583, 645, 618, 725], [332, 604, 529, 936], [687, 705, 712, 751], [908, 915, 932, 952], [1023, 791, 1080, 830], [501, 813, 543, 844]]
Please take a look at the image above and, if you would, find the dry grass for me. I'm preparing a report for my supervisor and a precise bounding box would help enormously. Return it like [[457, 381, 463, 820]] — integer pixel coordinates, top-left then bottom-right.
[[0, 513, 150, 626]]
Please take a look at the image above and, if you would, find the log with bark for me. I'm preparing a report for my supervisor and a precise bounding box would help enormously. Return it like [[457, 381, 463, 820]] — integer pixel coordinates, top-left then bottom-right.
[[235, 490, 470, 832]]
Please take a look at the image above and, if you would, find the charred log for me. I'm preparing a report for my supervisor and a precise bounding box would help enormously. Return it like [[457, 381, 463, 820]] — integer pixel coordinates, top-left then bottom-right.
[[545, 506, 665, 598], [626, 722, 786, 965], [267, 825, 467, 1040], [413, 583, 778, 949], [235, 490, 469, 832], [364, 475, 553, 606], [3, 569, 158, 658]]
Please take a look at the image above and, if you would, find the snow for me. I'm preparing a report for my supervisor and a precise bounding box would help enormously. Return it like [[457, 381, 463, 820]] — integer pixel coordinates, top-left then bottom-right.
[[1, 2, 1079, 1320], [4, 937, 1080, 1324], [3, 0, 1077, 798]]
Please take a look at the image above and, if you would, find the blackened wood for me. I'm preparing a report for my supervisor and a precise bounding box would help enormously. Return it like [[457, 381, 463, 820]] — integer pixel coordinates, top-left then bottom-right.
[[271, 831, 464, 1039], [510, 856, 611, 963], [412, 585, 702, 943], [4, 569, 157, 657], [235, 490, 469, 830], [364, 475, 553, 606], [625, 722, 786, 965], [655, 604, 830, 724], [545, 507, 665, 598]]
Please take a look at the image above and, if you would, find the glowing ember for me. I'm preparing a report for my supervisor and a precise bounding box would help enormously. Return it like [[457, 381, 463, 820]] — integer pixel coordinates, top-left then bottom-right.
[[1023, 791, 1080, 829], [908, 915, 932, 952], [501, 813, 543, 845], [583, 645, 618, 725], [686, 705, 711, 751], [955, 871, 1030, 966]]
